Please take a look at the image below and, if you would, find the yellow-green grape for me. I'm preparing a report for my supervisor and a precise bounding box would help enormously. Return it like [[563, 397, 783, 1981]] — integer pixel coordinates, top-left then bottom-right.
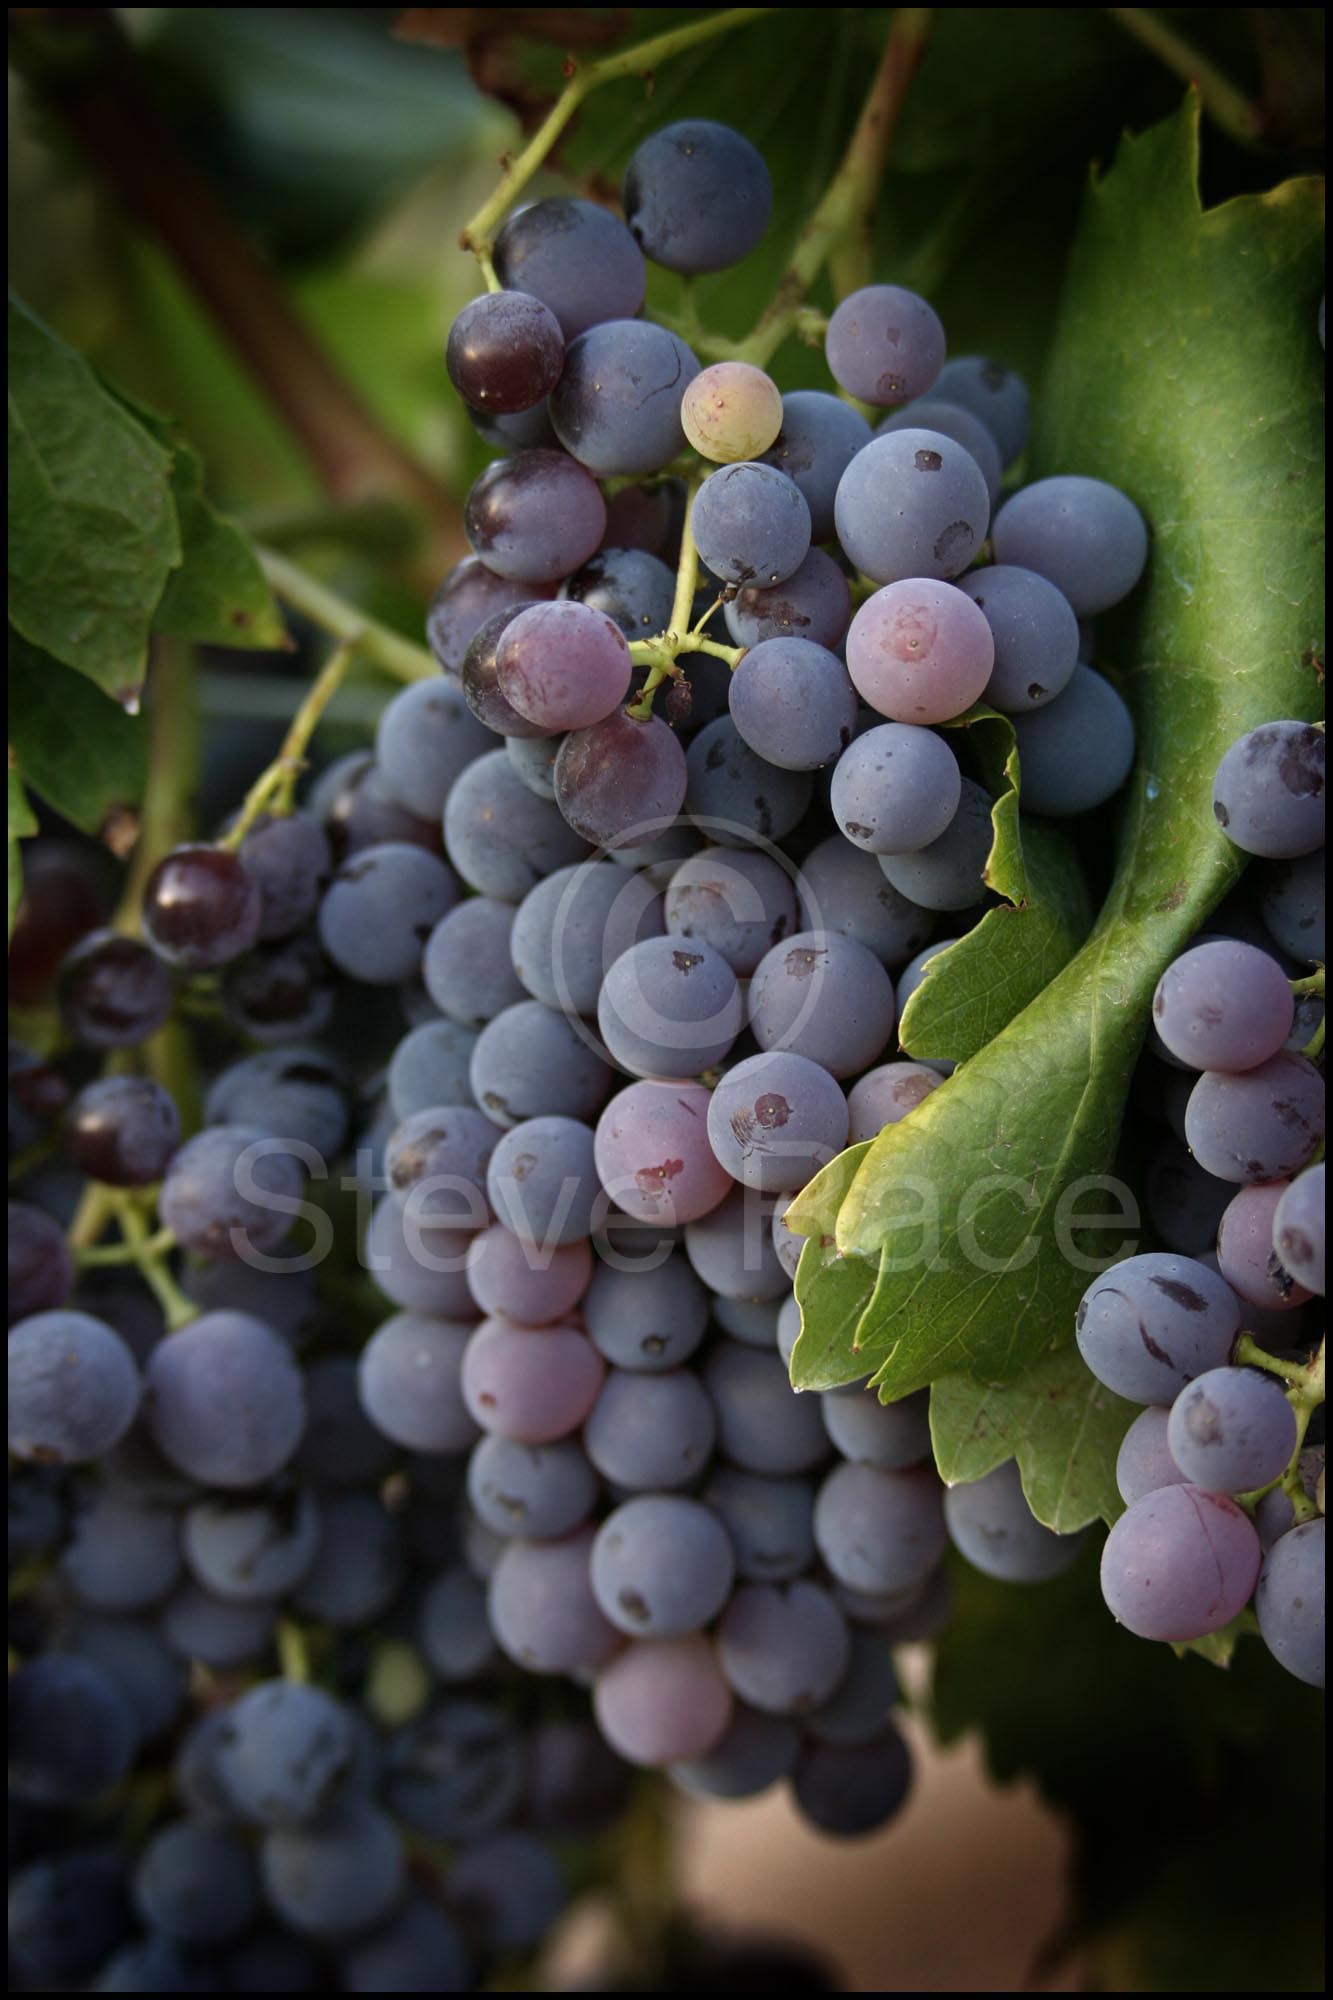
[[681, 362, 785, 464]]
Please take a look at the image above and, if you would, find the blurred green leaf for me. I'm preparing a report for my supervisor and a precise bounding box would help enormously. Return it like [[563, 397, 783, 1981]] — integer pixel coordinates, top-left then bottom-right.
[[7, 762, 39, 941], [929, 1344, 1133, 1533], [7, 295, 180, 703], [8, 631, 148, 841], [152, 433, 289, 651]]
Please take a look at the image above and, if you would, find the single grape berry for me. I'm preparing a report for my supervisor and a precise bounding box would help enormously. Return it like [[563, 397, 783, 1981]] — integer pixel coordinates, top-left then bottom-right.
[[682, 362, 785, 463], [64, 1075, 181, 1186], [446, 291, 566, 415], [1211, 721, 1325, 859], [622, 120, 772, 275], [57, 929, 173, 1049], [141, 844, 262, 971], [824, 284, 946, 407]]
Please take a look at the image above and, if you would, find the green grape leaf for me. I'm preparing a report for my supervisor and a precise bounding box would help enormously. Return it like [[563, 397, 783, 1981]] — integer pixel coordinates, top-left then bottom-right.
[[900, 708, 1093, 1064], [929, 1344, 1134, 1533], [151, 433, 288, 651], [7, 295, 180, 703], [788, 1142, 878, 1392], [8, 632, 147, 843], [817, 99, 1324, 1401], [7, 759, 38, 940]]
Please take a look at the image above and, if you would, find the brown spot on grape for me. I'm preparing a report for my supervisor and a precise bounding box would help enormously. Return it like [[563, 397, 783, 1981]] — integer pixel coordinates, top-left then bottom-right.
[[914, 450, 943, 473]]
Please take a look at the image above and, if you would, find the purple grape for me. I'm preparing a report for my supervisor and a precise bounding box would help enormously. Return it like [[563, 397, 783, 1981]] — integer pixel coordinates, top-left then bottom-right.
[[8, 1199, 74, 1323], [728, 637, 859, 771], [182, 1490, 319, 1604], [461, 1316, 604, 1443], [466, 1222, 592, 1325], [930, 354, 1030, 466], [583, 1366, 717, 1489], [958, 564, 1079, 713], [445, 749, 589, 902], [422, 897, 524, 1028], [466, 1433, 597, 1540], [796, 835, 935, 967], [551, 320, 700, 476], [821, 1385, 931, 1470], [494, 195, 645, 338], [1272, 1163, 1325, 1294], [805, 1627, 901, 1747], [8, 1310, 140, 1464], [1115, 1405, 1189, 1505], [464, 449, 606, 582], [878, 776, 993, 913], [446, 289, 565, 414], [8, 1654, 137, 1806], [703, 1338, 829, 1475], [1255, 1518, 1324, 1687], [1261, 849, 1325, 962], [1099, 1484, 1260, 1640], [57, 929, 172, 1050], [716, 1580, 849, 1714], [663, 847, 796, 978], [560, 545, 675, 637], [1008, 665, 1136, 816], [877, 398, 1001, 504], [496, 599, 632, 732], [363, 1195, 476, 1320], [846, 579, 994, 726], [374, 677, 492, 823], [943, 1460, 1084, 1581], [597, 933, 742, 1079], [219, 933, 334, 1044], [145, 1311, 304, 1488], [317, 841, 459, 984], [447, 1832, 566, 1955], [1217, 1181, 1313, 1312], [357, 1312, 476, 1454], [594, 1635, 733, 1766], [813, 1461, 947, 1594], [747, 928, 897, 1079], [992, 475, 1148, 616], [670, 1705, 799, 1799], [1167, 1365, 1298, 1495], [684, 716, 814, 849], [593, 1079, 733, 1225], [554, 709, 688, 850], [705, 1050, 848, 1193], [582, 1250, 709, 1372], [723, 545, 853, 650], [1212, 722, 1325, 859], [382, 1104, 497, 1229], [704, 1465, 815, 1582], [692, 462, 811, 590], [1075, 1252, 1242, 1403], [792, 1726, 912, 1837], [487, 1114, 600, 1247], [846, 1061, 941, 1143], [591, 1494, 735, 1636], [1152, 939, 1295, 1071], [488, 1527, 618, 1674], [64, 1076, 179, 1187], [141, 844, 261, 971], [684, 1186, 788, 1302], [758, 390, 872, 541], [824, 284, 945, 406], [260, 1799, 404, 1942], [1184, 1051, 1324, 1184], [834, 429, 990, 585], [622, 120, 771, 275], [831, 723, 962, 855], [469, 998, 611, 1127], [425, 556, 554, 674]]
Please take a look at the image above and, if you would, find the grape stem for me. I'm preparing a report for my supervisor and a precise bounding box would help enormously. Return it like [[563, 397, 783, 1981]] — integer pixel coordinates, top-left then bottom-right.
[[257, 547, 438, 683], [112, 1195, 196, 1331], [219, 633, 362, 848], [277, 1618, 313, 1686], [1236, 1334, 1325, 1524], [722, 7, 935, 368], [626, 478, 746, 717], [457, 8, 777, 265]]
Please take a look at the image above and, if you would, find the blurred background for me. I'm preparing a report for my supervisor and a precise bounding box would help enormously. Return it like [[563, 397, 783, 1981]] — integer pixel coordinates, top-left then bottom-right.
[[8, 11, 1324, 1990]]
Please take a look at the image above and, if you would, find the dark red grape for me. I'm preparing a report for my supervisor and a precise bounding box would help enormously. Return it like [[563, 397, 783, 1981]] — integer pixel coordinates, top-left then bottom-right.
[[446, 291, 566, 416], [8, 1200, 74, 1325], [57, 931, 174, 1050], [141, 845, 263, 971], [65, 1076, 181, 1187]]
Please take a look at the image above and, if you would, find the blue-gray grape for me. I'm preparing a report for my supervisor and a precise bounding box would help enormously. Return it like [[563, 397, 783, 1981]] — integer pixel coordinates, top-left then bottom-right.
[[621, 120, 771, 274], [992, 475, 1148, 615], [1076, 1253, 1241, 1404], [1166, 1366, 1298, 1495], [834, 429, 990, 585]]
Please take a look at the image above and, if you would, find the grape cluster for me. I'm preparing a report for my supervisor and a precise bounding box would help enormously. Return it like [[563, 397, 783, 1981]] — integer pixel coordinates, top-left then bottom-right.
[[1078, 728, 1326, 1680], [6, 103, 1323, 1991]]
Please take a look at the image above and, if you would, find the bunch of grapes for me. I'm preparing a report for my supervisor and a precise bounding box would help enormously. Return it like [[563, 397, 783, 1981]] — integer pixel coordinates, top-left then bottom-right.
[[7, 107, 1324, 1993]]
